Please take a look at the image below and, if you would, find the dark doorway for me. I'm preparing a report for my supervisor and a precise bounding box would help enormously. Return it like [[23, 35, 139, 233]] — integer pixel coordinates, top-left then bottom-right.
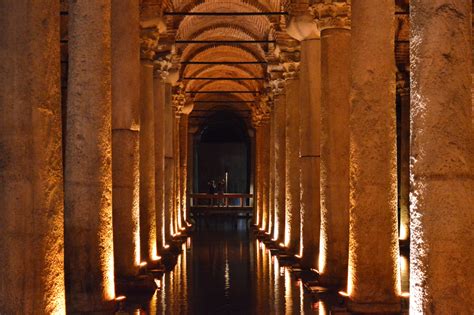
[[193, 111, 251, 197]]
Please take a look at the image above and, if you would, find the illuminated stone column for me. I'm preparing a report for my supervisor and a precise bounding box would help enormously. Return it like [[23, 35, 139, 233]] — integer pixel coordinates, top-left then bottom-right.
[[65, 0, 115, 311], [272, 89, 287, 243], [261, 120, 271, 232], [139, 62, 156, 262], [267, 109, 276, 236], [317, 3, 351, 286], [283, 63, 301, 254], [111, 0, 141, 277], [410, 1, 474, 313], [0, 2, 65, 313], [164, 83, 175, 241], [173, 111, 182, 234], [254, 124, 263, 227], [298, 38, 321, 266], [153, 68, 167, 251], [348, 0, 400, 312], [286, 3, 321, 264], [396, 74, 410, 242], [180, 113, 190, 227]]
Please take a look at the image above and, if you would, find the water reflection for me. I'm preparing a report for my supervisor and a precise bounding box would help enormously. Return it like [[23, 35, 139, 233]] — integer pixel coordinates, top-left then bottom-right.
[[123, 217, 408, 314]]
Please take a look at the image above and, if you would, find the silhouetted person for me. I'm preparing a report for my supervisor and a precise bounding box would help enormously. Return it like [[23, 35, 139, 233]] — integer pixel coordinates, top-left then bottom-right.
[[208, 180, 216, 205]]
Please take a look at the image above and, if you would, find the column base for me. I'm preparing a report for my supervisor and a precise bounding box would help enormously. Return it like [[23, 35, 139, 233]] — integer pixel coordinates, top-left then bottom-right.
[[348, 299, 401, 314]]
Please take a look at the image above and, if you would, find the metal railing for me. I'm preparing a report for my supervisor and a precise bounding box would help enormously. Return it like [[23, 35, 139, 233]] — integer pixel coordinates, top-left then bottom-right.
[[189, 193, 253, 208]]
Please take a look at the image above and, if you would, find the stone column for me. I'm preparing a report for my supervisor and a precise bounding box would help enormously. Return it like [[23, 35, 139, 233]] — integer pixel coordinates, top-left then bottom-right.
[[111, 0, 141, 277], [187, 128, 197, 215], [164, 84, 175, 242], [65, 1, 116, 311], [154, 69, 167, 251], [286, 2, 322, 265], [317, 4, 351, 286], [410, 1, 474, 313], [273, 91, 287, 243], [396, 74, 410, 242], [348, 0, 400, 312], [298, 37, 321, 267], [173, 113, 182, 234], [254, 125, 263, 227], [261, 121, 271, 232], [180, 114, 190, 227], [0, 2, 65, 313], [283, 63, 301, 254], [267, 111, 276, 236], [139, 62, 157, 262]]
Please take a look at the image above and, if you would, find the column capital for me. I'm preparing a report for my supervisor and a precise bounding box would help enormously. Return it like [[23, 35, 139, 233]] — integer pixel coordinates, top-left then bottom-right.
[[287, 2, 321, 41], [140, 25, 160, 60], [267, 64, 286, 97], [153, 57, 172, 80], [172, 89, 186, 117], [311, 1, 351, 31], [282, 61, 300, 81], [396, 71, 410, 97], [251, 95, 272, 127]]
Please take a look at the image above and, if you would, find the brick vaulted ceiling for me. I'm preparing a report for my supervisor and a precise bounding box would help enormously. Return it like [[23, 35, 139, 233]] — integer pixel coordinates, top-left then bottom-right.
[[140, 0, 411, 126]]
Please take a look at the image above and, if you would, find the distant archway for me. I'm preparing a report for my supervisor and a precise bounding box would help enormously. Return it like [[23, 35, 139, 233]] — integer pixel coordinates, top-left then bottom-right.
[[193, 111, 251, 197]]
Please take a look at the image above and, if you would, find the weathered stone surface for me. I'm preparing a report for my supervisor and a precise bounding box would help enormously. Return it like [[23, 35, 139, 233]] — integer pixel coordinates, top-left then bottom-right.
[[179, 114, 190, 226], [348, 0, 400, 312], [273, 94, 287, 243], [164, 83, 175, 242], [140, 63, 157, 262], [299, 38, 321, 269], [268, 113, 276, 236], [154, 77, 166, 251], [112, 0, 141, 278], [112, 130, 140, 275], [319, 27, 350, 287], [284, 77, 301, 254], [65, 0, 115, 311], [0, 2, 65, 313], [261, 122, 271, 232], [410, 1, 474, 313]]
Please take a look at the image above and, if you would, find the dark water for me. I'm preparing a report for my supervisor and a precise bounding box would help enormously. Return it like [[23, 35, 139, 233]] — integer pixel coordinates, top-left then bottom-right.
[[122, 217, 409, 314]]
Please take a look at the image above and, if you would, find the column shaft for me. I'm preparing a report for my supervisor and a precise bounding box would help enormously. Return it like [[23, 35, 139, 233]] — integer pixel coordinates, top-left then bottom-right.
[[262, 122, 271, 232], [319, 28, 351, 286], [180, 114, 189, 226], [255, 126, 263, 227], [410, 1, 473, 313], [299, 38, 321, 267], [173, 114, 182, 233], [139, 63, 156, 262], [274, 94, 287, 243], [164, 84, 174, 241], [154, 78, 166, 251], [65, 1, 115, 311], [0, 2, 65, 313], [285, 77, 301, 254], [398, 85, 410, 241], [111, 0, 140, 276], [348, 1, 400, 312], [268, 113, 276, 236]]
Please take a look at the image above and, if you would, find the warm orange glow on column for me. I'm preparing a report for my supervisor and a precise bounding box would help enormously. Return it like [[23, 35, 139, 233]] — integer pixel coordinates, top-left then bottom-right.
[[99, 206, 116, 302]]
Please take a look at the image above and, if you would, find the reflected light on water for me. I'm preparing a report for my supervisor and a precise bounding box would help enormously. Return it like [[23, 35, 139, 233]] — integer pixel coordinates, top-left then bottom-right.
[[124, 218, 327, 314]]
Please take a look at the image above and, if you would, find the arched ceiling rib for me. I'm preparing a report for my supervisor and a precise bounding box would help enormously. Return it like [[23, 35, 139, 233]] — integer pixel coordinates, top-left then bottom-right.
[[170, 0, 281, 115]]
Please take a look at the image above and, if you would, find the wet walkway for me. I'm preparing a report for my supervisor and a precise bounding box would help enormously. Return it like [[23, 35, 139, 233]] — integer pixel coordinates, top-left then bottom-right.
[[122, 217, 408, 314]]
